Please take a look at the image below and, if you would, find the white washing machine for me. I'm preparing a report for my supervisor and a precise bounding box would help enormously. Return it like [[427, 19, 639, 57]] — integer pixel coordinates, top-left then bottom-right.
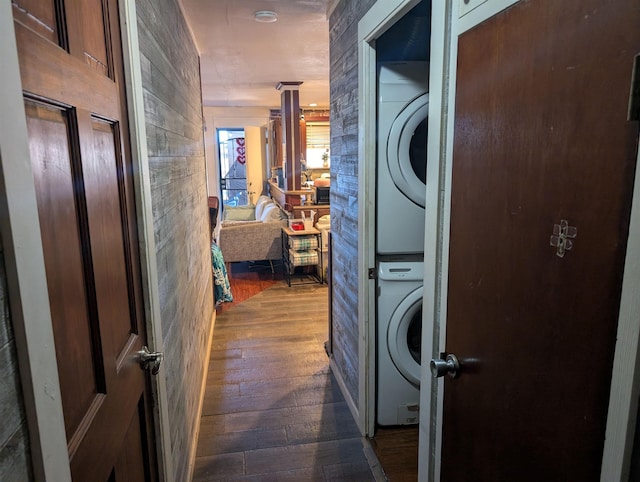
[[377, 259, 423, 426], [377, 61, 429, 255]]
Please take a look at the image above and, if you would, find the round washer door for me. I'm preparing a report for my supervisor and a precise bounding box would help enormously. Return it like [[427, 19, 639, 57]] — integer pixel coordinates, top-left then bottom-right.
[[387, 286, 422, 386], [386, 93, 429, 208]]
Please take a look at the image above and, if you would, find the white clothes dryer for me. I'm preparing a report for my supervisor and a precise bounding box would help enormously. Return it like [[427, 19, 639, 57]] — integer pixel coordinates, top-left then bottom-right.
[[377, 260, 423, 426], [377, 61, 429, 255]]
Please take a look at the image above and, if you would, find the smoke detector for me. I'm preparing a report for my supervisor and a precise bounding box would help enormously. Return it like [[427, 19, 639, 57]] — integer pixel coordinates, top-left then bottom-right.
[[254, 11, 278, 23]]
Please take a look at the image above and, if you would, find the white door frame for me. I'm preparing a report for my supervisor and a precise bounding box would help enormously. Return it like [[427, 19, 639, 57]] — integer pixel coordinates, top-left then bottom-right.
[[0, 2, 173, 480], [357, 0, 422, 437], [118, 1, 174, 479], [421, 1, 640, 481], [0, 4, 70, 480]]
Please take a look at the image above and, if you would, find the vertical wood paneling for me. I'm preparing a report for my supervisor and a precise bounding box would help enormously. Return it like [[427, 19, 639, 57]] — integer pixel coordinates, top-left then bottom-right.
[[0, 242, 33, 482], [329, 0, 376, 406], [135, 0, 212, 480]]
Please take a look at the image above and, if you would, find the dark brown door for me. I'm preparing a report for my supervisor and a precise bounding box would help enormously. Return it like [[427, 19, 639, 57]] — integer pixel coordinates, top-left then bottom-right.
[[442, 0, 640, 480], [13, 1, 156, 480]]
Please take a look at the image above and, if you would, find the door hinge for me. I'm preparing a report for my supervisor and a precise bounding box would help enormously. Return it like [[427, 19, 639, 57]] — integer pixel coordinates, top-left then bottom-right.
[[368, 267, 377, 279]]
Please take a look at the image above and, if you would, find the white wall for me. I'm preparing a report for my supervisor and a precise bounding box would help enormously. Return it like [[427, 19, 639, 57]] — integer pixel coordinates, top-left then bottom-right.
[[203, 106, 271, 199], [244, 125, 268, 203]]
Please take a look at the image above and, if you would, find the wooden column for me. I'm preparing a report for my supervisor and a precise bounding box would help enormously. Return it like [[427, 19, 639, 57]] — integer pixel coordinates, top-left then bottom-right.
[[276, 81, 303, 190]]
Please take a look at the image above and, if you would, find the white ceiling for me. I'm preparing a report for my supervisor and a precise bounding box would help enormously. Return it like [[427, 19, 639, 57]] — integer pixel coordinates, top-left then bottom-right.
[[180, 0, 332, 109]]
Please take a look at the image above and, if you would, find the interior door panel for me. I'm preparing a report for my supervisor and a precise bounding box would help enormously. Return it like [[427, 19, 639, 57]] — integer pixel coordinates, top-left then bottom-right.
[[442, 0, 640, 479]]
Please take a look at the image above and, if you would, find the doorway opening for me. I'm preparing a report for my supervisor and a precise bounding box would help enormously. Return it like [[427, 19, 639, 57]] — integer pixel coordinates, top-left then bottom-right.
[[217, 128, 247, 207]]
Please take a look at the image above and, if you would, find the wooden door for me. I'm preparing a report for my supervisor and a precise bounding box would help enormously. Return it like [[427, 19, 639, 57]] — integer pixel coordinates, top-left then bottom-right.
[[442, 0, 640, 480], [13, 1, 157, 480]]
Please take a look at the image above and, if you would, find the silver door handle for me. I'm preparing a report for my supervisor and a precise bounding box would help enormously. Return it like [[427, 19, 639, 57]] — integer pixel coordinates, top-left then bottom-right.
[[138, 346, 164, 375], [430, 353, 460, 378]]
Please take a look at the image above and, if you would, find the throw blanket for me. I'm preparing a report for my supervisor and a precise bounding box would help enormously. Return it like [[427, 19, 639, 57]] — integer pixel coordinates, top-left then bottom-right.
[[211, 242, 233, 305]]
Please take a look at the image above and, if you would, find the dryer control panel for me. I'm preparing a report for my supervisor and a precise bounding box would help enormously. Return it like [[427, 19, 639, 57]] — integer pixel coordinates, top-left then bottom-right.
[[378, 262, 424, 281]]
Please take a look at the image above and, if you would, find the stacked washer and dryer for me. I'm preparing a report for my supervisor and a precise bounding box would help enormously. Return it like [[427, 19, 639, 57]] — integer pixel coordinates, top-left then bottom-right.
[[376, 61, 429, 426]]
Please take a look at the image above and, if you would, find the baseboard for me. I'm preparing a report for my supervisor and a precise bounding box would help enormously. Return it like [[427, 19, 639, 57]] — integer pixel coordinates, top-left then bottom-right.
[[329, 356, 362, 434], [329, 358, 386, 480], [362, 436, 388, 481], [186, 307, 216, 481]]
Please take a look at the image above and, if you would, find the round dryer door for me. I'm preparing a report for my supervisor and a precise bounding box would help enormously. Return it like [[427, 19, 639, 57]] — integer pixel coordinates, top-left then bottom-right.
[[386, 93, 429, 208], [387, 286, 422, 386]]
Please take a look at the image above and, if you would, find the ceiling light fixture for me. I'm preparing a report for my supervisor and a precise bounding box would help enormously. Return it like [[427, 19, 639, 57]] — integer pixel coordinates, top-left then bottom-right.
[[254, 11, 278, 23]]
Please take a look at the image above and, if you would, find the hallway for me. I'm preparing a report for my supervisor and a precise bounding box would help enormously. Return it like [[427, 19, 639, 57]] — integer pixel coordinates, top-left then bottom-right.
[[192, 279, 375, 481]]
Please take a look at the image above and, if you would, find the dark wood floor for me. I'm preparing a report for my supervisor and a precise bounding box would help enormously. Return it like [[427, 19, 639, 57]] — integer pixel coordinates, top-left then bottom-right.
[[217, 261, 286, 311], [195, 262, 418, 481], [194, 264, 374, 481], [370, 427, 419, 481]]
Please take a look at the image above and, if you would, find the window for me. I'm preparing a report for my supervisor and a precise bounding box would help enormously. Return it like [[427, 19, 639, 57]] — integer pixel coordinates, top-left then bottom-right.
[[305, 121, 330, 169], [217, 128, 248, 206]]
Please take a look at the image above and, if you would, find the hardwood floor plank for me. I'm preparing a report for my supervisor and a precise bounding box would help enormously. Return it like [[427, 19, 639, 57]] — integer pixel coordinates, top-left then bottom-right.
[[238, 373, 341, 397], [196, 427, 288, 457], [199, 400, 355, 435], [208, 350, 329, 372], [193, 452, 245, 481], [202, 391, 298, 416], [212, 466, 326, 481], [209, 348, 242, 360], [206, 360, 331, 384], [285, 419, 362, 445], [293, 384, 345, 407], [230, 343, 328, 360], [202, 462, 373, 482], [202, 379, 346, 417], [203, 383, 241, 398], [203, 378, 343, 409], [370, 426, 419, 481], [323, 461, 378, 481], [210, 334, 323, 351], [210, 319, 319, 333], [243, 438, 371, 476]]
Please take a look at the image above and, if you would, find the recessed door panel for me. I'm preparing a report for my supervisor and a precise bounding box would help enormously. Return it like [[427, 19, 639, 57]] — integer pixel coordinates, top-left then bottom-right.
[[26, 101, 104, 442], [77, 0, 110, 75], [86, 118, 138, 356], [12, 0, 60, 44]]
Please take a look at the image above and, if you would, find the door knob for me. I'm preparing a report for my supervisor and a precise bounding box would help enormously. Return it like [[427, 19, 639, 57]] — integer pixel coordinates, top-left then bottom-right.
[[430, 353, 460, 378], [138, 346, 164, 375]]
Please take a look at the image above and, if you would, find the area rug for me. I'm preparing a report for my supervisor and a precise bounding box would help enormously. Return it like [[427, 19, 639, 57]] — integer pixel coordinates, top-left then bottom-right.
[[216, 261, 284, 313]]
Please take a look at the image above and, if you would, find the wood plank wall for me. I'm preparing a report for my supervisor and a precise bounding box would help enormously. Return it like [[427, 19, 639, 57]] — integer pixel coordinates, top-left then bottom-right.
[[0, 240, 33, 481], [136, 1, 213, 480], [328, 0, 377, 406]]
